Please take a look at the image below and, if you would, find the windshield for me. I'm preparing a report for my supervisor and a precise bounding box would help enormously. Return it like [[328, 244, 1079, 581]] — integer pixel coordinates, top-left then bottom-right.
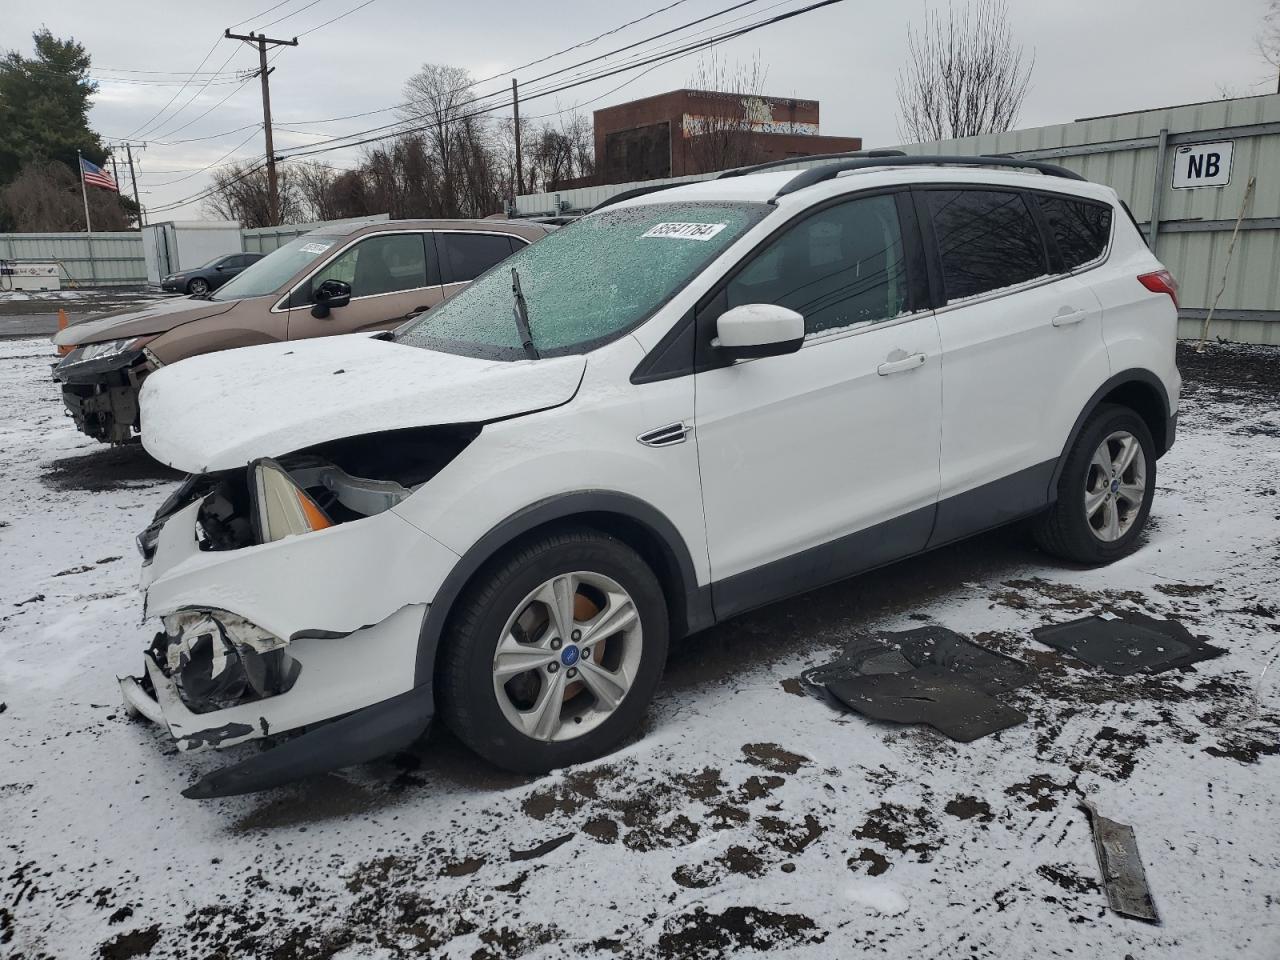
[[397, 201, 768, 358], [210, 233, 343, 301]]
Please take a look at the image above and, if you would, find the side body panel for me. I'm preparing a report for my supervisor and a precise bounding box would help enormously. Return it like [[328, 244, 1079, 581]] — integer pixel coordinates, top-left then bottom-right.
[[392, 336, 709, 589]]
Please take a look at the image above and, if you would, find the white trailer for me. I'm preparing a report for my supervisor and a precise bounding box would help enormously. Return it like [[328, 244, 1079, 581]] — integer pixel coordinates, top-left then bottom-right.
[[141, 221, 242, 286]]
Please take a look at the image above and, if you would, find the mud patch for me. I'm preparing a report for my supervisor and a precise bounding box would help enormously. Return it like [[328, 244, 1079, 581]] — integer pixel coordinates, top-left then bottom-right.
[[853, 803, 941, 860], [98, 924, 160, 959], [741, 742, 809, 774], [944, 794, 994, 822], [656, 906, 825, 957], [1004, 774, 1075, 812], [41, 445, 180, 492]]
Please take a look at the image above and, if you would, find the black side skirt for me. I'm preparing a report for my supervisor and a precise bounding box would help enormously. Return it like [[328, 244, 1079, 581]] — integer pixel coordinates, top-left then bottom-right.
[[710, 458, 1058, 622]]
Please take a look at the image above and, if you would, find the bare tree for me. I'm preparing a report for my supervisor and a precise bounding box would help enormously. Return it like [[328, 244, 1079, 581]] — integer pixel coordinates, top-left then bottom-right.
[[0, 160, 129, 231], [1262, 0, 1280, 93], [895, 0, 1034, 143], [205, 161, 303, 227], [293, 161, 342, 222], [684, 50, 769, 174]]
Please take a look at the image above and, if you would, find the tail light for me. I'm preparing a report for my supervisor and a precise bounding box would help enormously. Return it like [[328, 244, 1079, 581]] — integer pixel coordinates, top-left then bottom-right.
[[1138, 270, 1179, 308]]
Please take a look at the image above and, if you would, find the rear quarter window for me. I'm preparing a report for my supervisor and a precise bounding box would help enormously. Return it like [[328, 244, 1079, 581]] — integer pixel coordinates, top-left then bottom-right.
[[1037, 195, 1113, 270]]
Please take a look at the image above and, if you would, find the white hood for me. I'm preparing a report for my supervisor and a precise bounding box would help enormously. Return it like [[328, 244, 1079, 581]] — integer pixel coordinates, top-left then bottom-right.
[[140, 334, 586, 473]]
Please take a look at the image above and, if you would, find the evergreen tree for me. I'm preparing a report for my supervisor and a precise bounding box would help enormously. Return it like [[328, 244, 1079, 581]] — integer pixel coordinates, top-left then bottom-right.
[[0, 29, 107, 186]]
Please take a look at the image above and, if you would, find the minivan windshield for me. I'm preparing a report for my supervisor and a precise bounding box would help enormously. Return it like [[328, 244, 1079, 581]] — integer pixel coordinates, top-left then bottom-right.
[[397, 201, 768, 358], [210, 233, 343, 301]]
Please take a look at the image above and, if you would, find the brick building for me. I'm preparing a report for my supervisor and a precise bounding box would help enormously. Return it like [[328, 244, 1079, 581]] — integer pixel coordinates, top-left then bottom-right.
[[591, 89, 861, 183]]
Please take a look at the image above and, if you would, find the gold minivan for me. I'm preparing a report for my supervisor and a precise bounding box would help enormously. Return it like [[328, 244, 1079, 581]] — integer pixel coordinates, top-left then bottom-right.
[[52, 218, 551, 443]]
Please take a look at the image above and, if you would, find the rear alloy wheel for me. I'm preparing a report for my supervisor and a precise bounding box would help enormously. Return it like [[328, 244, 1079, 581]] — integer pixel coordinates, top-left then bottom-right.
[[439, 529, 668, 773], [187, 277, 209, 296], [1033, 404, 1156, 564]]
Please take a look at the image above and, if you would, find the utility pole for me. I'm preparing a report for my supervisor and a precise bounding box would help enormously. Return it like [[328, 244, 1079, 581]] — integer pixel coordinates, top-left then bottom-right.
[[109, 141, 147, 227], [225, 29, 298, 226], [124, 143, 145, 226], [512, 78, 524, 197]]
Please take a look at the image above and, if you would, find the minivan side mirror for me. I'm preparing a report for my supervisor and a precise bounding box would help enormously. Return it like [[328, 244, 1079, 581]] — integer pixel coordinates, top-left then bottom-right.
[[311, 279, 353, 318], [713, 303, 805, 360]]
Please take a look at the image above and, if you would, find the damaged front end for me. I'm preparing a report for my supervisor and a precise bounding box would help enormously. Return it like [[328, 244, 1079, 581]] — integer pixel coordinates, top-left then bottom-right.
[[120, 427, 475, 798], [53, 338, 157, 444]]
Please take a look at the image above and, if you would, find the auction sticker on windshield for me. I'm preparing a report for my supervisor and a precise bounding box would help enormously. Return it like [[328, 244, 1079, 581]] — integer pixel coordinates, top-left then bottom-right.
[[300, 242, 333, 255], [641, 222, 728, 241]]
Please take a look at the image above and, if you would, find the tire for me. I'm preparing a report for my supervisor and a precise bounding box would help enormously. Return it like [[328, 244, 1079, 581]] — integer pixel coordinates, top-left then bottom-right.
[[438, 527, 669, 773], [187, 277, 209, 296], [1032, 403, 1156, 565]]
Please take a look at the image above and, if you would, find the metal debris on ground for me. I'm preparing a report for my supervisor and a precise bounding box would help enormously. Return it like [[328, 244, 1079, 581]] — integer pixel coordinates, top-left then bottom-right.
[[1080, 799, 1160, 923], [803, 627, 1032, 741], [1033, 613, 1225, 676]]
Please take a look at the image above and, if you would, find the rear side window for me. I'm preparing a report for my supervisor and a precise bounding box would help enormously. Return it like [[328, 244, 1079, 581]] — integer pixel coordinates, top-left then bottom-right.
[[439, 232, 518, 284], [728, 194, 909, 336], [1038, 195, 1112, 269], [925, 190, 1048, 302]]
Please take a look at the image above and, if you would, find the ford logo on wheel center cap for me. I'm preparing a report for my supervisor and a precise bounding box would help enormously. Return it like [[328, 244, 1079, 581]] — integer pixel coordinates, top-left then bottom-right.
[[561, 644, 580, 666]]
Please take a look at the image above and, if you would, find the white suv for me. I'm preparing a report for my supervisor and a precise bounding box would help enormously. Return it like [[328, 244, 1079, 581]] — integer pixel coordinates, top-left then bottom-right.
[[120, 155, 1181, 798]]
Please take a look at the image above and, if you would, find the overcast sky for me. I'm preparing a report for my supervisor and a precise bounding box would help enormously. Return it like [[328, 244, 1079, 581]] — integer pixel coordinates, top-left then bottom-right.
[[5, 0, 1275, 218]]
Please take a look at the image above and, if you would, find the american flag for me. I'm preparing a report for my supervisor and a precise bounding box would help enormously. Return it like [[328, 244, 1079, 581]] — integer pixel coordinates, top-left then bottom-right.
[[79, 157, 119, 192]]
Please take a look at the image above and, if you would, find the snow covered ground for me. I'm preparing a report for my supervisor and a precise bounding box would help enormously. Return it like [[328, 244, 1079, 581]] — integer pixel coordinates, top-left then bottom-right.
[[1, 337, 1278, 959]]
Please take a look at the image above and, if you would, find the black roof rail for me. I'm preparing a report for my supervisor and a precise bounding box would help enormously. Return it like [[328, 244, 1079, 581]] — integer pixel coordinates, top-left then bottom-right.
[[589, 182, 687, 213], [715, 148, 907, 180], [773, 153, 1087, 198]]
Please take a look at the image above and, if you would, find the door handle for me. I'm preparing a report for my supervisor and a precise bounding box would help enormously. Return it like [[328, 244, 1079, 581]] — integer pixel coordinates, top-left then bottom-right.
[[1051, 308, 1087, 327], [877, 352, 927, 376]]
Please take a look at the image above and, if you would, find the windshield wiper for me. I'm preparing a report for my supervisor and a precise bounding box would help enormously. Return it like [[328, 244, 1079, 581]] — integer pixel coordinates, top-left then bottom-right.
[[511, 267, 539, 361]]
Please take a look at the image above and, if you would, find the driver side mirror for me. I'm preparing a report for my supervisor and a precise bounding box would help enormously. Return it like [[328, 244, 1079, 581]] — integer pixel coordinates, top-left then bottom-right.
[[713, 303, 805, 360], [311, 279, 352, 319]]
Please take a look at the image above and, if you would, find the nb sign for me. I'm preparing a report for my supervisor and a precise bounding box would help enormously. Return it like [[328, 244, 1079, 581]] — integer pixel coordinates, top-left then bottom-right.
[[1171, 140, 1233, 189]]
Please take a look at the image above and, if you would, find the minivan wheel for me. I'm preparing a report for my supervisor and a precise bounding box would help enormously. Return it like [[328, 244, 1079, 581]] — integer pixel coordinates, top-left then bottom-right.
[[187, 277, 209, 296], [1032, 404, 1156, 565], [438, 528, 669, 773]]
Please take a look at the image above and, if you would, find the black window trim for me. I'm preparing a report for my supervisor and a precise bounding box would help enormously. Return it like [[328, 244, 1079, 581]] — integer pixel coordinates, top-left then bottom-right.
[[631, 185, 931, 385]]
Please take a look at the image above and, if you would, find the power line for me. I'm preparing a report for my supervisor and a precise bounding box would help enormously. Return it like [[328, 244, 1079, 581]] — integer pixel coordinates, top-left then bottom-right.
[[275, 0, 760, 128], [141, 128, 265, 185], [143, 44, 252, 141], [119, 37, 223, 140], [142, 0, 842, 214], [295, 0, 383, 36], [280, 0, 845, 161], [257, 0, 326, 30]]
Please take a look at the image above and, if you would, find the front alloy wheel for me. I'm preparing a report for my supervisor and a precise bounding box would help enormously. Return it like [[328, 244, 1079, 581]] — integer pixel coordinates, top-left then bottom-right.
[[439, 528, 668, 773], [187, 277, 209, 296], [493, 571, 643, 742]]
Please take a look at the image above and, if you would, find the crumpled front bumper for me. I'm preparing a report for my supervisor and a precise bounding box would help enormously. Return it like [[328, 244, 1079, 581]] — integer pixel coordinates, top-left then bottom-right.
[[122, 495, 460, 797]]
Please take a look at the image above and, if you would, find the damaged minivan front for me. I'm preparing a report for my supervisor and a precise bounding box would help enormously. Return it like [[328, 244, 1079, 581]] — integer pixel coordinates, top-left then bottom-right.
[[120, 332, 587, 798]]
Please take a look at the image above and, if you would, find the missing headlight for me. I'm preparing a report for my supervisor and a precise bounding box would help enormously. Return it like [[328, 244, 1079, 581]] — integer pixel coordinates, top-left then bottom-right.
[[154, 610, 300, 714]]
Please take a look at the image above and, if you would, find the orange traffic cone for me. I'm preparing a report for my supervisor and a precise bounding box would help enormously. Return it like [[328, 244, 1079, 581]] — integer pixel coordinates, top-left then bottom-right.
[[56, 308, 73, 356]]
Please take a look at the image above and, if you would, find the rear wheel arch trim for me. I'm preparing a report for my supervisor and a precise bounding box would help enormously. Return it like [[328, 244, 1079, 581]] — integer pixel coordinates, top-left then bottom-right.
[[1049, 369, 1172, 498], [413, 491, 711, 687]]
